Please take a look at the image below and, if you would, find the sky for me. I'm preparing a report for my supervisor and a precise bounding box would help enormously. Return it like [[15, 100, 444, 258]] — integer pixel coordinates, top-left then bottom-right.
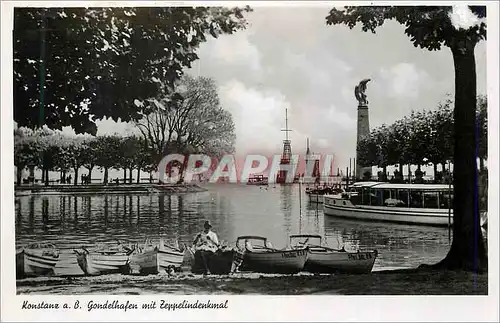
[[86, 6, 487, 172]]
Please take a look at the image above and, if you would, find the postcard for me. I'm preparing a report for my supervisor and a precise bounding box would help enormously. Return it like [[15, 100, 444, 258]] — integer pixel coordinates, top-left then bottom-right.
[[1, 1, 498, 322]]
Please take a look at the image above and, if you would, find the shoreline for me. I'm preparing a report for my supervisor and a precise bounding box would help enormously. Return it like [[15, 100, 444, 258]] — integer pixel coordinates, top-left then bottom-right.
[[14, 183, 207, 196], [16, 269, 487, 295]]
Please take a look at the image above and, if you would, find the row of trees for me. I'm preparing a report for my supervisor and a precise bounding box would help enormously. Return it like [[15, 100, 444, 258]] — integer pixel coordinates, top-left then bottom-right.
[[357, 96, 487, 182], [14, 75, 236, 186], [15, 129, 151, 185]]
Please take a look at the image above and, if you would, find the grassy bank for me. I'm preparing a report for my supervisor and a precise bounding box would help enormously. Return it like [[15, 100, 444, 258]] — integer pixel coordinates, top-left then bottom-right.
[[16, 269, 487, 295]]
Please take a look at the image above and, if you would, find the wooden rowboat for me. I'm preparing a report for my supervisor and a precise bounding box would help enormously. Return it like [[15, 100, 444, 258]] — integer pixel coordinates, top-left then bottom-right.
[[16, 243, 60, 278], [130, 238, 184, 275], [236, 236, 308, 274], [290, 234, 378, 274], [74, 244, 134, 276], [187, 246, 244, 275]]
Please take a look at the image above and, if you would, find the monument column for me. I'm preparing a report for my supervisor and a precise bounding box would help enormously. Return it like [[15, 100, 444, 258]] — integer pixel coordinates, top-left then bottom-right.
[[354, 79, 371, 180]]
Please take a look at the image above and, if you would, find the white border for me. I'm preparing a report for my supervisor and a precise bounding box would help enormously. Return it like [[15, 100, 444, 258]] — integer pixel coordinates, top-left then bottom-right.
[[1, 1, 499, 322]]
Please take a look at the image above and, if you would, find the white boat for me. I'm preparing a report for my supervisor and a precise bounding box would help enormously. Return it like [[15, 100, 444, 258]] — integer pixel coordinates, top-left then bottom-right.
[[306, 186, 343, 204], [130, 239, 184, 275], [16, 243, 60, 278], [289, 234, 378, 274], [74, 244, 134, 276], [247, 175, 269, 186], [323, 182, 454, 226], [236, 236, 308, 274]]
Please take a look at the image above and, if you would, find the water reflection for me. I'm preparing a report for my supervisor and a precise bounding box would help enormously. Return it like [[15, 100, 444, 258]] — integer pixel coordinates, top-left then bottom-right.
[[15, 184, 452, 273], [280, 185, 293, 235]]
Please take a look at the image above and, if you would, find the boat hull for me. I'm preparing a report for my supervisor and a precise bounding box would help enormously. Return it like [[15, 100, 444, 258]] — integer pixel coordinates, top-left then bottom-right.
[[239, 248, 308, 274], [191, 249, 244, 275], [76, 251, 130, 276], [16, 250, 59, 278], [324, 196, 453, 226], [307, 194, 324, 204], [131, 248, 184, 275], [304, 249, 377, 274]]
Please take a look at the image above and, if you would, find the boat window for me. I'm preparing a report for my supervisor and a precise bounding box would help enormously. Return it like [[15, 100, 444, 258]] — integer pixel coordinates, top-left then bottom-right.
[[439, 191, 454, 209], [361, 189, 370, 205], [423, 192, 439, 209], [397, 190, 410, 207], [371, 189, 385, 206], [410, 191, 423, 208], [382, 189, 391, 203]]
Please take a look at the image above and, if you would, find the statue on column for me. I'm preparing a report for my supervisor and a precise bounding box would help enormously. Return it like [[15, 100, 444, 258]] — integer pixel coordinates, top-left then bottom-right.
[[354, 79, 371, 105]]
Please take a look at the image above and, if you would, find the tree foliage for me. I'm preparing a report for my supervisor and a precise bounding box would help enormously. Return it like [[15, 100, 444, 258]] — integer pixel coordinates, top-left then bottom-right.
[[14, 6, 252, 134], [134, 75, 236, 161], [326, 6, 486, 50]]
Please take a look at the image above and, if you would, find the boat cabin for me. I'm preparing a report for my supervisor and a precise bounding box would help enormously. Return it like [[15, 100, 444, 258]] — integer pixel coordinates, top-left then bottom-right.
[[236, 236, 275, 251], [345, 182, 454, 209], [289, 234, 323, 247]]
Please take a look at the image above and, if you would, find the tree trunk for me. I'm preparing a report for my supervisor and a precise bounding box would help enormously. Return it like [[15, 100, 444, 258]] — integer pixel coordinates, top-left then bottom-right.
[[44, 168, 49, 186], [16, 167, 23, 186], [29, 166, 35, 184], [41, 167, 46, 183], [479, 158, 485, 171], [87, 166, 94, 183], [433, 163, 438, 183], [104, 167, 109, 184], [123, 169, 127, 184], [137, 167, 141, 184], [129, 168, 133, 184], [74, 168, 79, 185], [422, 41, 487, 272]]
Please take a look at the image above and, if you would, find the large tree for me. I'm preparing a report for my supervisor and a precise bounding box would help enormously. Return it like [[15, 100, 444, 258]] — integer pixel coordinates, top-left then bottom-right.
[[14, 6, 252, 134], [135, 75, 236, 160], [327, 6, 487, 271]]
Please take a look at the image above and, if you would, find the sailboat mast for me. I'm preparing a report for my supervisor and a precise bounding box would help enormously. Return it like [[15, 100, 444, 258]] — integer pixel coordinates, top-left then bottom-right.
[[285, 108, 289, 141]]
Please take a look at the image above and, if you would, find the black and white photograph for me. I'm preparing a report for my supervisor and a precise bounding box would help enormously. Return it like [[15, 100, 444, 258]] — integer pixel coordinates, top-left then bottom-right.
[[1, 1, 498, 322]]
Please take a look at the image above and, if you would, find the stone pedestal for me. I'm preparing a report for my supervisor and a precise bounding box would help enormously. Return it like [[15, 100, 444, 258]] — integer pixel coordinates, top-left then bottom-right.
[[356, 104, 370, 180]]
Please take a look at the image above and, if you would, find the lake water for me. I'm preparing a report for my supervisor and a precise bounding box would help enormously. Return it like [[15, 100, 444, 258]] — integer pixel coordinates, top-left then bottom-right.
[[15, 183, 452, 275]]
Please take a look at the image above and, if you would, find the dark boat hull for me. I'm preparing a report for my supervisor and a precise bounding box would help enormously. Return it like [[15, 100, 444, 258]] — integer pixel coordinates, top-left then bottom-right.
[[191, 249, 244, 275]]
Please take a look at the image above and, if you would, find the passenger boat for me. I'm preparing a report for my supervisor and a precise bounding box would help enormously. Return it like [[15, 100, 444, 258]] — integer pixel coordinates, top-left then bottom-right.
[[188, 246, 244, 275], [130, 239, 184, 275], [247, 174, 269, 186], [306, 186, 343, 204], [16, 242, 60, 278], [289, 234, 378, 274], [323, 182, 454, 226], [236, 236, 308, 274], [74, 244, 134, 276]]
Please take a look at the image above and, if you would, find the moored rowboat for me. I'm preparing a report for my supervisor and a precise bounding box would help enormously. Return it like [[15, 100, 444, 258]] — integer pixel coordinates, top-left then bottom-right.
[[236, 236, 308, 274], [188, 246, 244, 275], [16, 243, 60, 278], [290, 234, 378, 274], [130, 239, 184, 275], [74, 244, 134, 276]]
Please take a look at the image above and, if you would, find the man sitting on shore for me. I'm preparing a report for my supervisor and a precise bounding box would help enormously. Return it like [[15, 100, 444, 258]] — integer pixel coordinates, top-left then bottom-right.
[[193, 220, 219, 274]]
